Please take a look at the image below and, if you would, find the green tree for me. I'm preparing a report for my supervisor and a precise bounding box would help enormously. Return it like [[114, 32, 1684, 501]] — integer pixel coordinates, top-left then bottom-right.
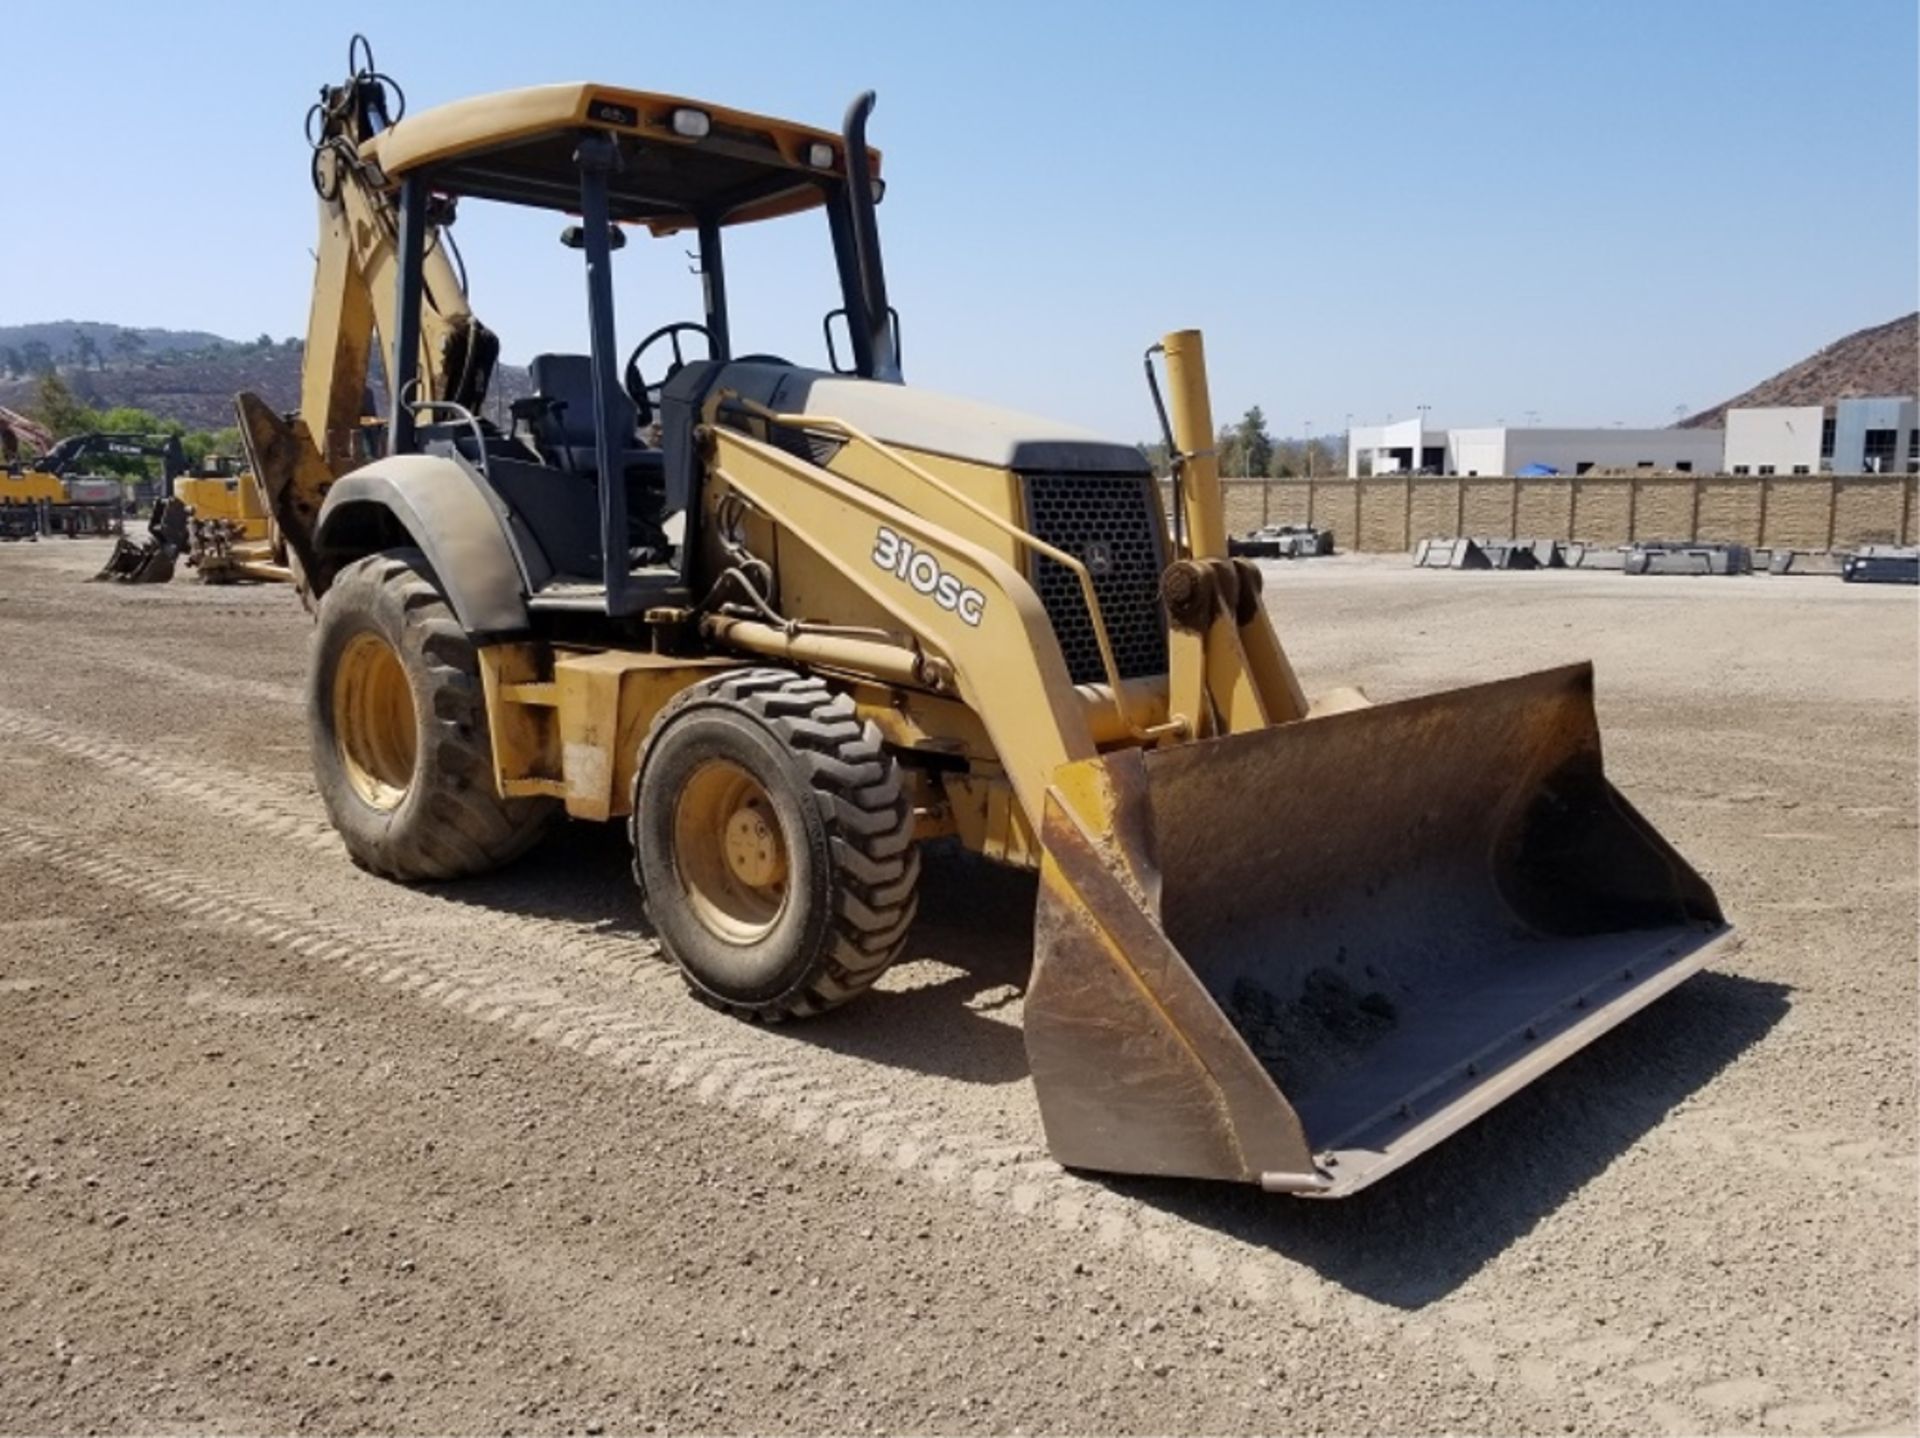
[[20, 340, 54, 376], [112, 330, 147, 366], [30, 373, 100, 437], [1233, 406, 1273, 478], [1215, 424, 1244, 481], [70, 330, 103, 371], [0, 347, 21, 378]]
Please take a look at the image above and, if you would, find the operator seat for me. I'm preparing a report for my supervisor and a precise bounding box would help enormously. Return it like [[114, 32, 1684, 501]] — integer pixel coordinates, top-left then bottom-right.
[[527, 353, 661, 478], [527, 352, 673, 562]]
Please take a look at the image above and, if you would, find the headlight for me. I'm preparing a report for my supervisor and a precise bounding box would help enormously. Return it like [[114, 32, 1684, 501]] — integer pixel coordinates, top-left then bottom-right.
[[670, 108, 711, 139], [806, 142, 835, 169]]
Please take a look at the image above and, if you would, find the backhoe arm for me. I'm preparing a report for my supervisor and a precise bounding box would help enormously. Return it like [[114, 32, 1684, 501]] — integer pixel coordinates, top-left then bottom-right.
[[236, 41, 495, 590]]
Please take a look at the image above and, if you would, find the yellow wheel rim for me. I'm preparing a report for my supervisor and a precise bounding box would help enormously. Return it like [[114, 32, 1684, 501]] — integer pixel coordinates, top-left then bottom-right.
[[673, 759, 789, 943], [332, 631, 418, 812]]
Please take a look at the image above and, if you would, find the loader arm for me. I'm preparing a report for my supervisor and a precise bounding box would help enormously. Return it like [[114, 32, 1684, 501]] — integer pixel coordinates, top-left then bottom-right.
[[708, 424, 1100, 827], [708, 364, 1729, 1198]]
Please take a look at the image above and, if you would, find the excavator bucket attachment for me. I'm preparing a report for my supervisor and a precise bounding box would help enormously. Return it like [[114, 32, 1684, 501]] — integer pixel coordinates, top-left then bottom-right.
[[91, 498, 186, 584], [1025, 662, 1731, 1197], [92, 535, 177, 584]]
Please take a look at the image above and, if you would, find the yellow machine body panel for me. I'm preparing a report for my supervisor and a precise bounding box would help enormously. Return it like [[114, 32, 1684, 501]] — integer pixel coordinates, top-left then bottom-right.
[[479, 646, 741, 820], [176, 476, 270, 537], [1, 470, 67, 505]]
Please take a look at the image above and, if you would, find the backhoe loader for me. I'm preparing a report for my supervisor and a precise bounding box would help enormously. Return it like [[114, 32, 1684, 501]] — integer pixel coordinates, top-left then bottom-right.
[[238, 39, 1732, 1195]]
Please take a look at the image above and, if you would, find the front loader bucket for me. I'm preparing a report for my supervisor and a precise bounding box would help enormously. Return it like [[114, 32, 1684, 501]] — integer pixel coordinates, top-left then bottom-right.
[[1025, 662, 1731, 1197]]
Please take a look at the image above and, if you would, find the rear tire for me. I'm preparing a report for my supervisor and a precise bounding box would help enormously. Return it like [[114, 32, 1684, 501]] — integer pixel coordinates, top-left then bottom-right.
[[310, 548, 555, 881], [631, 669, 920, 1019]]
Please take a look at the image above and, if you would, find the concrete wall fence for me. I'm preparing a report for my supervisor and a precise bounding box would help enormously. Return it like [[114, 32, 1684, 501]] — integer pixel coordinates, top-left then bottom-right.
[[1195, 474, 1919, 552]]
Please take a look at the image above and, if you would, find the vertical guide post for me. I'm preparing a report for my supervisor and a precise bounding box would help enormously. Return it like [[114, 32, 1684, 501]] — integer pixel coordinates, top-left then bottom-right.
[[1162, 330, 1226, 559], [388, 173, 427, 457], [576, 135, 630, 613]]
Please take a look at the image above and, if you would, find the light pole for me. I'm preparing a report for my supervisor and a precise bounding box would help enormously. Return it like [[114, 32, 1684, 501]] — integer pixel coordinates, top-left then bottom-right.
[[1416, 404, 1431, 474], [1304, 420, 1313, 479]]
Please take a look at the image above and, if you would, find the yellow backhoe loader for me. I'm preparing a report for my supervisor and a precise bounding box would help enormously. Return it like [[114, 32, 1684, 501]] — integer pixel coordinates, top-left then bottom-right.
[[238, 39, 1732, 1195]]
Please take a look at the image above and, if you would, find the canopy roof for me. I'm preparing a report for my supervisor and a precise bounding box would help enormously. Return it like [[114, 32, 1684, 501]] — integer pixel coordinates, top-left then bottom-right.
[[362, 83, 880, 235]]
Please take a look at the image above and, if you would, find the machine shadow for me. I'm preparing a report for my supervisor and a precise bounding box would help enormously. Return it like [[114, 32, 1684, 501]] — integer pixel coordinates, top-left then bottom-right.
[[426, 827, 1039, 1087], [1099, 969, 1789, 1310], [424, 820, 656, 939], [791, 845, 1038, 1086]]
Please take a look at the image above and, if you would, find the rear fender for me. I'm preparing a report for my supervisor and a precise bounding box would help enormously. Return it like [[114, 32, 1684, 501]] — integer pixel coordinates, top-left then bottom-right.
[[314, 456, 531, 640]]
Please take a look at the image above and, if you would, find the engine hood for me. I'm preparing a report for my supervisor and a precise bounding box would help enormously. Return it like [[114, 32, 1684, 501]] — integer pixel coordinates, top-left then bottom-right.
[[715, 362, 1149, 475]]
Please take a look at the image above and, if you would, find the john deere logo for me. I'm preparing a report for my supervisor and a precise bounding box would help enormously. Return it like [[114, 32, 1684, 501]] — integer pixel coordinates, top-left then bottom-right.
[[1082, 540, 1113, 577]]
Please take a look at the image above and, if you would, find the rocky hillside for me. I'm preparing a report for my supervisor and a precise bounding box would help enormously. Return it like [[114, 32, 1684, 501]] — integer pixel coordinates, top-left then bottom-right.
[[1679, 313, 1918, 428], [0, 348, 305, 431], [0, 323, 531, 432]]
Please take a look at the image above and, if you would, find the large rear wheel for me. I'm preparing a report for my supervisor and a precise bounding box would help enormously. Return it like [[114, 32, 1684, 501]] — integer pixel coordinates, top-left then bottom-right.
[[631, 669, 920, 1019], [310, 549, 555, 881]]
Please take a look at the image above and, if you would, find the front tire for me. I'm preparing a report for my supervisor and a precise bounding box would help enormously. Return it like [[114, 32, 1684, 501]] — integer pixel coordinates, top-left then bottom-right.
[[310, 548, 554, 881], [631, 669, 920, 1019]]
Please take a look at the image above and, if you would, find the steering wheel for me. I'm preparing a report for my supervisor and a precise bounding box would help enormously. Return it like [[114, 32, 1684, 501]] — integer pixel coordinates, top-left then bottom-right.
[[623, 322, 715, 426]]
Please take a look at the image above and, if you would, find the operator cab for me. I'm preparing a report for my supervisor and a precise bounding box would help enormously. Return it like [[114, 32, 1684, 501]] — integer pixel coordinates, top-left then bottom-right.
[[366, 82, 898, 619]]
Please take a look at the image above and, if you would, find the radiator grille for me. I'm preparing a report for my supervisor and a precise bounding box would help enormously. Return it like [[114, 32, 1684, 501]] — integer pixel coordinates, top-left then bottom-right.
[[1022, 472, 1169, 686]]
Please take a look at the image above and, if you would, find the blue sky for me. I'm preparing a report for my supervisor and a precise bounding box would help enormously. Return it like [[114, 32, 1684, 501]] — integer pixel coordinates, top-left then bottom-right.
[[4, 1, 1914, 438]]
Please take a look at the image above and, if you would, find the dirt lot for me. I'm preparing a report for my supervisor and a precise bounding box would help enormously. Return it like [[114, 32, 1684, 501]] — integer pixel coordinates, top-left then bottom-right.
[[1, 539, 1913, 1435]]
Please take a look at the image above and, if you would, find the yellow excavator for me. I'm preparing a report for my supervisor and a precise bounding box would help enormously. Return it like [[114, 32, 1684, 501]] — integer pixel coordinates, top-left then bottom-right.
[[238, 39, 1732, 1195]]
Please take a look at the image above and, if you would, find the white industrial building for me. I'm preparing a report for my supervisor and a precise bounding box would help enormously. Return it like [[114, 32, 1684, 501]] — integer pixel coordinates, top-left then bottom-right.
[[1724, 406, 1823, 475], [1349, 395, 1918, 477], [1348, 421, 1723, 478], [1723, 396, 1917, 474]]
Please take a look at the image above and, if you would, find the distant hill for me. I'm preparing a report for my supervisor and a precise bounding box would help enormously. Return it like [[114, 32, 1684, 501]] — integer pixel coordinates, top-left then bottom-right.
[[0, 322, 530, 432], [1678, 313, 1919, 428], [0, 320, 243, 360]]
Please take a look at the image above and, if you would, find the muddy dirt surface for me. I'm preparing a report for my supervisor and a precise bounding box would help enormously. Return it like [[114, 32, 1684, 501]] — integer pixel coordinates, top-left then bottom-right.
[[1, 540, 1913, 1435]]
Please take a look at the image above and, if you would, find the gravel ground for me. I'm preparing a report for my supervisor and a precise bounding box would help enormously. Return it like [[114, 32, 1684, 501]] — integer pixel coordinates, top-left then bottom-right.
[[0, 538, 1913, 1435]]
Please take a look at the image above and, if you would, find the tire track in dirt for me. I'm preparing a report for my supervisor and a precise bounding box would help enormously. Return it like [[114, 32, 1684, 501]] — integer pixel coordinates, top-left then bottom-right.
[[0, 617, 304, 710], [0, 812, 1301, 1321], [0, 711, 1255, 1301]]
